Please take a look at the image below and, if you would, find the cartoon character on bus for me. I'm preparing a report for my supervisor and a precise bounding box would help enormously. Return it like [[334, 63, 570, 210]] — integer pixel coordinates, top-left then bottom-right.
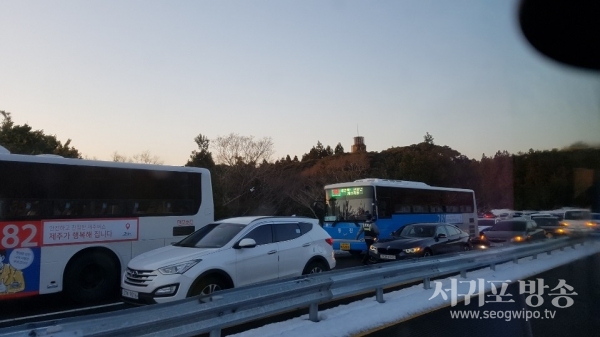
[[0, 249, 25, 295]]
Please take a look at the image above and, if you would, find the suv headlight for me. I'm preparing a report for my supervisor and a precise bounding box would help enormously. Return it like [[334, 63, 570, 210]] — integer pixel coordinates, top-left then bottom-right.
[[370, 245, 378, 254], [403, 247, 421, 254], [158, 259, 201, 275]]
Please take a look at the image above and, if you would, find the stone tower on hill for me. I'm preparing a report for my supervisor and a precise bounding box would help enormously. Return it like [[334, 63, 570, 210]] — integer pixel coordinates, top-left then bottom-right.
[[351, 136, 366, 153]]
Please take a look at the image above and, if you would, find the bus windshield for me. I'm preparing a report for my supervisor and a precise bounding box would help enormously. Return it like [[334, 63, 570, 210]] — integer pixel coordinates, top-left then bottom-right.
[[324, 186, 374, 221]]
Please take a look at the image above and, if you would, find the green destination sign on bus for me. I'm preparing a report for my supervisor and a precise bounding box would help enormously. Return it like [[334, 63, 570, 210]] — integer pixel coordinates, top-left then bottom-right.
[[329, 187, 364, 197]]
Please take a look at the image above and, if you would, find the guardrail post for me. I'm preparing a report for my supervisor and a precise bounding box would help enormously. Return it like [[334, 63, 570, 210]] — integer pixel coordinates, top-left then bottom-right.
[[209, 329, 221, 337], [460, 269, 467, 278], [513, 258, 518, 264], [532, 254, 537, 260], [309, 303, 319, 322], [490, 263, 496, 271], [376, 287, 385, 303], [424, 277, 431, 289], [547, 250, 552, 255]]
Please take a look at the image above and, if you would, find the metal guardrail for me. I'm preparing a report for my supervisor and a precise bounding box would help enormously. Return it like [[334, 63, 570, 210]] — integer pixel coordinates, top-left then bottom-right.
[[1, 237, 595, 337]]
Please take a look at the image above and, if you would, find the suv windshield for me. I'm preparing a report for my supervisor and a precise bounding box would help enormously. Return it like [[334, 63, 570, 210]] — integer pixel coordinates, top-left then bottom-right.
[[175, 223, 246, 248]]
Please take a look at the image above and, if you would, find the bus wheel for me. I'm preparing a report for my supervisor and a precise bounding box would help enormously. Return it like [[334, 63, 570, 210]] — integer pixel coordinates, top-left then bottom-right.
[[64, 252, 118, 303], [188, 275, 228, 297]]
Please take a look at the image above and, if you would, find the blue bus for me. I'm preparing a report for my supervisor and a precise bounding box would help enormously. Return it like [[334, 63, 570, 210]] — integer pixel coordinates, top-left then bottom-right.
[[322, 179, 478, 254]]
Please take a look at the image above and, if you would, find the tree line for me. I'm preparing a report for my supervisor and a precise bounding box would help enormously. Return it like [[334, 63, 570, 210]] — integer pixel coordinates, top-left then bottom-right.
[[2, 111, 599, 220]]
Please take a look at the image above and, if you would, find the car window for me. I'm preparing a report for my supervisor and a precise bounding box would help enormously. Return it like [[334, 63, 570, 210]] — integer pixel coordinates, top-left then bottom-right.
[[400, 224, 436, 238], [435, 226, 448, 236], [273, 223, 302, 242], [564, 210, 591, 220], [445, 226, 460, 236], [243, 224, 273, 245], [533, 218, 559, 227], [298, 222, 313, 235]]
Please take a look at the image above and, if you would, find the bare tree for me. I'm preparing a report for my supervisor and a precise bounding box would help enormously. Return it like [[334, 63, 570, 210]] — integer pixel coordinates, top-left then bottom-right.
[[112, 150, 164, 164], [212, 133, 274, 166]]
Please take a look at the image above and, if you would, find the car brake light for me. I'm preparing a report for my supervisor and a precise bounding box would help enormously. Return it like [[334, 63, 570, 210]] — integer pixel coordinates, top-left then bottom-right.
[[325, 238, 333, 246]]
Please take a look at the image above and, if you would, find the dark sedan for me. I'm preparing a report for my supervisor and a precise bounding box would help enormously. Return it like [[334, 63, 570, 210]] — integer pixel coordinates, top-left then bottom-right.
[[531, 216, 568, 238], [368, 223, 471, 262], [480, 218, 546, 247]]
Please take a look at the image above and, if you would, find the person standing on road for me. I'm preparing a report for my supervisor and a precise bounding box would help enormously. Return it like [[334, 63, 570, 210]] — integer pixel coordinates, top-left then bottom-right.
[[356, 212, 380, 264]]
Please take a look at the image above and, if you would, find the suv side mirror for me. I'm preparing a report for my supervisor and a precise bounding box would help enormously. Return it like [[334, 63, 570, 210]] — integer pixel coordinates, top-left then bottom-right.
[[234, 238, 257, 249]]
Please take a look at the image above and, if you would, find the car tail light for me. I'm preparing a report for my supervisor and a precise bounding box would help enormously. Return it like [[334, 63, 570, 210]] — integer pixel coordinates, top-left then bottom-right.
[[325, 238, 333, 246]]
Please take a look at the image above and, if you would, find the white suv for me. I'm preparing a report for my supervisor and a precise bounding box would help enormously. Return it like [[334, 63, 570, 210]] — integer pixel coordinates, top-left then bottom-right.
[[121, 216, 335, 304]]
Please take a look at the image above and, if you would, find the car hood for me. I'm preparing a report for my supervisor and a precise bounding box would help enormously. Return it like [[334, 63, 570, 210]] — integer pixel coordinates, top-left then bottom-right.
[[374, 236, 432, 248], [484, 231, 525, 240], [128, 245, 221, 270]]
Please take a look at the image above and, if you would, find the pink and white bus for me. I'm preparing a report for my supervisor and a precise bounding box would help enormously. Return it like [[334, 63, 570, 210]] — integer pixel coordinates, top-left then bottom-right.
[[0, 150, 213, 303]]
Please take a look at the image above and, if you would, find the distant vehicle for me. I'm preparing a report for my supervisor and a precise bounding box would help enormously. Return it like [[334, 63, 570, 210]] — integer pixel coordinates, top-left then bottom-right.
[[368, 223, 471, 262], [530, 216, 567, 238], [121, 216, 335, 304], [0, 150, 214, 303], [322, 179, 478, 255], [479, 218, 546, 247], [547, 208, 596, 235]]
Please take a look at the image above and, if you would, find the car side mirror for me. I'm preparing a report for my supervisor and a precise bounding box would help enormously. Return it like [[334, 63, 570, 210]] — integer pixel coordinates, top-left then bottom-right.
[[235, 238, 257, 249], [437, 233, 447, 239]]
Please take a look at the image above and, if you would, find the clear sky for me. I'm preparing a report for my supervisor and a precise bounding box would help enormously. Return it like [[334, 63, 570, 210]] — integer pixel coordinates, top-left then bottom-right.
[[1, 0, 599, 165]]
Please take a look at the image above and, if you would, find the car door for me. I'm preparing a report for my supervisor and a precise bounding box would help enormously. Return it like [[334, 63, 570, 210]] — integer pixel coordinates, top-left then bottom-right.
[[273, 221, 311, 279], [444, 225, 463, 252], [235, 223, 279, 286], [431, 225, 450, 254]]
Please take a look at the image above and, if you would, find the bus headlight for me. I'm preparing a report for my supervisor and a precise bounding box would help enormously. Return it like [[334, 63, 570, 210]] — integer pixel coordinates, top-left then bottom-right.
[[403, 247, 421, 254], [158, 259, 201, 275]]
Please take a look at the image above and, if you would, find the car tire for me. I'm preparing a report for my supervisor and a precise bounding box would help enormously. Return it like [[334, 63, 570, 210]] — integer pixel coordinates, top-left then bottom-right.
[[64, 252, 119, 303], [423, 249, 433, 257], [302, 260, 328, 275], [188, 275, 228, 297]]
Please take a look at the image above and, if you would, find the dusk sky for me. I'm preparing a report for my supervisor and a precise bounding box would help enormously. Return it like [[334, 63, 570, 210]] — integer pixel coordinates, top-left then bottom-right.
[[1, 1, 599, 165]]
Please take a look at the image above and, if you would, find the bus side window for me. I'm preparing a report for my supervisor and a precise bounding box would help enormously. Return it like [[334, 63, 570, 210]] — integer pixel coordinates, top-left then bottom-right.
[[394, 204, 411, 213]]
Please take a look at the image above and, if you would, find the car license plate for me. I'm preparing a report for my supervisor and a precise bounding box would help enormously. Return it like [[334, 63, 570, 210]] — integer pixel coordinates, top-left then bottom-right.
[[340, 242, 350, 250], [380, 254, 396, 260], [122, 289, 139, 300], [489, 242, 503, 247]]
